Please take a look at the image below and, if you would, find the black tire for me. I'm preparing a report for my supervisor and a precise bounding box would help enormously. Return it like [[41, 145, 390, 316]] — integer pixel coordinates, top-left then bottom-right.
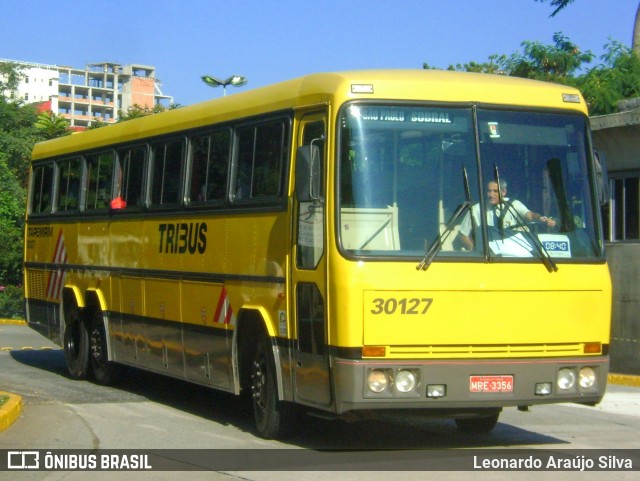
[[454, 412, 500, 434], [63, 305, 90, 380], [250, 333, 289, 439], [88, 309, 119, 385]]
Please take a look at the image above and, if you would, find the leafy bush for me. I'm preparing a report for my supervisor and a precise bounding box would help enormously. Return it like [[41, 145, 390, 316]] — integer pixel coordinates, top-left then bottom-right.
[[0, 284, 24, 319]]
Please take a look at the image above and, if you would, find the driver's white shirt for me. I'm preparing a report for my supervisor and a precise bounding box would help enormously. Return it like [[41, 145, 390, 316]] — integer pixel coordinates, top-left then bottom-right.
[[459, 198, 530, 236]]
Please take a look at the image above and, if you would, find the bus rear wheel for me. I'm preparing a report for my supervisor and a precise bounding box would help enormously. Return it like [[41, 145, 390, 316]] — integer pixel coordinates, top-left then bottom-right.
[[250, 333, 288, 439], [63, 305, 90, 380], [88, 309, 119, 385]]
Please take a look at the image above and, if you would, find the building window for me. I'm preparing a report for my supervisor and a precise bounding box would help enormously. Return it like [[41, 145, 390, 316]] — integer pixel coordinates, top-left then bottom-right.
[[606, 173, 640, 241]]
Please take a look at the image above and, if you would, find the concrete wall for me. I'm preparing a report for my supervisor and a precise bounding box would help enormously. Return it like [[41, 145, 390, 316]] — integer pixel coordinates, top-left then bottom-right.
[[606, 243, 640, 374]]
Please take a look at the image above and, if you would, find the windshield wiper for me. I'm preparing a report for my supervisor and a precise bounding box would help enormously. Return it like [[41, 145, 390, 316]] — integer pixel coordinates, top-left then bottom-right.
[[492, 164, 557, 272], [417, 202, 471, 270], [500, 199, 558, 273], [417, 167, 472, 271]]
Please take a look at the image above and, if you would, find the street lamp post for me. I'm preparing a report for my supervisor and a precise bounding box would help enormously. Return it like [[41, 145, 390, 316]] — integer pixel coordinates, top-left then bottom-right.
[[201, 74, 247, 96]]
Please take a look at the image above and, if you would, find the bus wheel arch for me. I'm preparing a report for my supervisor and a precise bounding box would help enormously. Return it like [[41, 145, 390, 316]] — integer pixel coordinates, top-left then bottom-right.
[[236, 309, 267, 394], [235, 308, 290, 439], [61, 289, 89, 380], [84, 291, 119, 385]]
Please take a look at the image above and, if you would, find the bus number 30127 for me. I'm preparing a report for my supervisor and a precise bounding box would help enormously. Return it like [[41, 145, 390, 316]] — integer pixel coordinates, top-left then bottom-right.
[[370, 297, 433, 315]]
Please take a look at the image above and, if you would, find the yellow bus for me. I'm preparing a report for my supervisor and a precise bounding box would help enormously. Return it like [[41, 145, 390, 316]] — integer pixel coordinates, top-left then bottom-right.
[[24, 70, 611, 438]]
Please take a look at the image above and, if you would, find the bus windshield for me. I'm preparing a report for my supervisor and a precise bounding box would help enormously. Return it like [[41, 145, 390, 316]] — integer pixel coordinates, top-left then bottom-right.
[[337, 104, 602, 261]]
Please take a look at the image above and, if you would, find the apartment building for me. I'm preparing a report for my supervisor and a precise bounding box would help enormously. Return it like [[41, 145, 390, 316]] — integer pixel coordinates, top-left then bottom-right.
[[1, 59, 173, 129]]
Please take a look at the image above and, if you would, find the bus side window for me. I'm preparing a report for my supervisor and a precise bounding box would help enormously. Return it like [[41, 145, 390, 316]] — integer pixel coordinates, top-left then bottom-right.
[[116, 146, 146, 208], [86, 152, 115, 211], [30, 164, 54, 214], [151, 139, 185, 206], [234, 119, 288, 201], [56, 157, 82, 213], [189, 129, 230, 204]]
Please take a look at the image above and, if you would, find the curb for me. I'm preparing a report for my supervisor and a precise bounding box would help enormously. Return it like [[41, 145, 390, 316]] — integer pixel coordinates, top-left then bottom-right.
[[0, 319, 26, 326], [0, 391, 23, 432], [608, 373, 640, 388]]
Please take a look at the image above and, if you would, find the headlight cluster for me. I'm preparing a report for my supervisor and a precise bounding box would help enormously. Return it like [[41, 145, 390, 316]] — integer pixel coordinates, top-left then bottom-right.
[[367, 368, 419, 395], [556, 366, 598, 391]]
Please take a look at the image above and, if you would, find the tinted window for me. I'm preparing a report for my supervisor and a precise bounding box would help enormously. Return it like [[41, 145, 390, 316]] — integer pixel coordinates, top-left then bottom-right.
[[56, 157, 82, 212], [189, 130, 230, 204], [234, 120, 287, 201], [30, 164, 54, 214], [86, 151, 115, 210], [151, 139, 185, 206], [115, 146, 146, 208]]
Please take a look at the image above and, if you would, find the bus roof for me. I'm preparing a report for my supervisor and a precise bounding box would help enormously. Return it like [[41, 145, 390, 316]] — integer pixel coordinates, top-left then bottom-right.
[[31, 69, 587, 161]]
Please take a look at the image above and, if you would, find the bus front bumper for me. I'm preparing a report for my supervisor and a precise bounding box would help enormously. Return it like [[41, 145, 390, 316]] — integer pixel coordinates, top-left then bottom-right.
[[331, 356, 608, 414]]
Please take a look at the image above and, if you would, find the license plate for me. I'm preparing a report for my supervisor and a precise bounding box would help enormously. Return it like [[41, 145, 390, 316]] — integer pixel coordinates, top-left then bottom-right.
[[469, 375, 513, 393]]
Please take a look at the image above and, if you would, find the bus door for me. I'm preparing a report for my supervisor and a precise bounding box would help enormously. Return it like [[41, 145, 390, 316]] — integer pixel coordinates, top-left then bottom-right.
[[291, 113, 331, 406]]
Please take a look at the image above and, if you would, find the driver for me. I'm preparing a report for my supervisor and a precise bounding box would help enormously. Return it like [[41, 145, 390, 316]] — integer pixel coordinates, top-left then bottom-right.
[[458, 179, 556, 250]]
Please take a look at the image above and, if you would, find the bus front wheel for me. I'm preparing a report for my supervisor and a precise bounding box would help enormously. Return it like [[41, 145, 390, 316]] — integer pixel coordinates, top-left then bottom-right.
[[250, 334, 287, 439], [63, 305, 90, 380]]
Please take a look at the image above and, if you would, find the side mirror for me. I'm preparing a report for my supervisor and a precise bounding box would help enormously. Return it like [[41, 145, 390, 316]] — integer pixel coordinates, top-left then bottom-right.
[[295, 143, 322, 202]]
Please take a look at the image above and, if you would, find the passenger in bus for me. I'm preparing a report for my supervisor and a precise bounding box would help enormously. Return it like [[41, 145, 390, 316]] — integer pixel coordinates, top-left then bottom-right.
[[458, 179, 556, 250]]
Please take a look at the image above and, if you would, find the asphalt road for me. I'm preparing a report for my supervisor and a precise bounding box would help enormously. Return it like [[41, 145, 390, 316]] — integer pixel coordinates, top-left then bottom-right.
[[1, 322, 639, 481]]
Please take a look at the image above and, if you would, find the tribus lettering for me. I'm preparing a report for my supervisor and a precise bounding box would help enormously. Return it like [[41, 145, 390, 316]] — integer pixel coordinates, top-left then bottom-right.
[[158, 223, 207, 254]]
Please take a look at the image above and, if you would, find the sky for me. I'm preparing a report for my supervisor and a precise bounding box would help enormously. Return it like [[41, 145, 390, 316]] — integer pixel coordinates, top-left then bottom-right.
[[1, 0, 636, 106]]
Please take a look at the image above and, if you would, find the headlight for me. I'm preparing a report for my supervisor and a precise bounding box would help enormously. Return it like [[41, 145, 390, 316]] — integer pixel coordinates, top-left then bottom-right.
[[579, 367, 596, 389], [427, 384, 446, 398], [395, 370, 417, 393], [535, 382, 552, 396], [557, 368, 576, 390], [367, 369, 389, 393]]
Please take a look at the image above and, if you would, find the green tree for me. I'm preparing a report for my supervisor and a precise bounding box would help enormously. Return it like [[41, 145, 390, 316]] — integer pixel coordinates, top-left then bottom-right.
[[578, 40, 640, 115], [424, 33, 640, 116], [424, 33, 594, 83], [503, 32, 594, 83], [535, 0, 575, 17], [0, 61, 25, 100], [424, 54, 508, 74], [536, 0, 640, 58], [35, 110, 71, 140], [0, 155, 25, 287], [87, 118, 110, 130], [0, 99, 41, 185], [0, 62, 49, 317], [117, 102, 181, 123]]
